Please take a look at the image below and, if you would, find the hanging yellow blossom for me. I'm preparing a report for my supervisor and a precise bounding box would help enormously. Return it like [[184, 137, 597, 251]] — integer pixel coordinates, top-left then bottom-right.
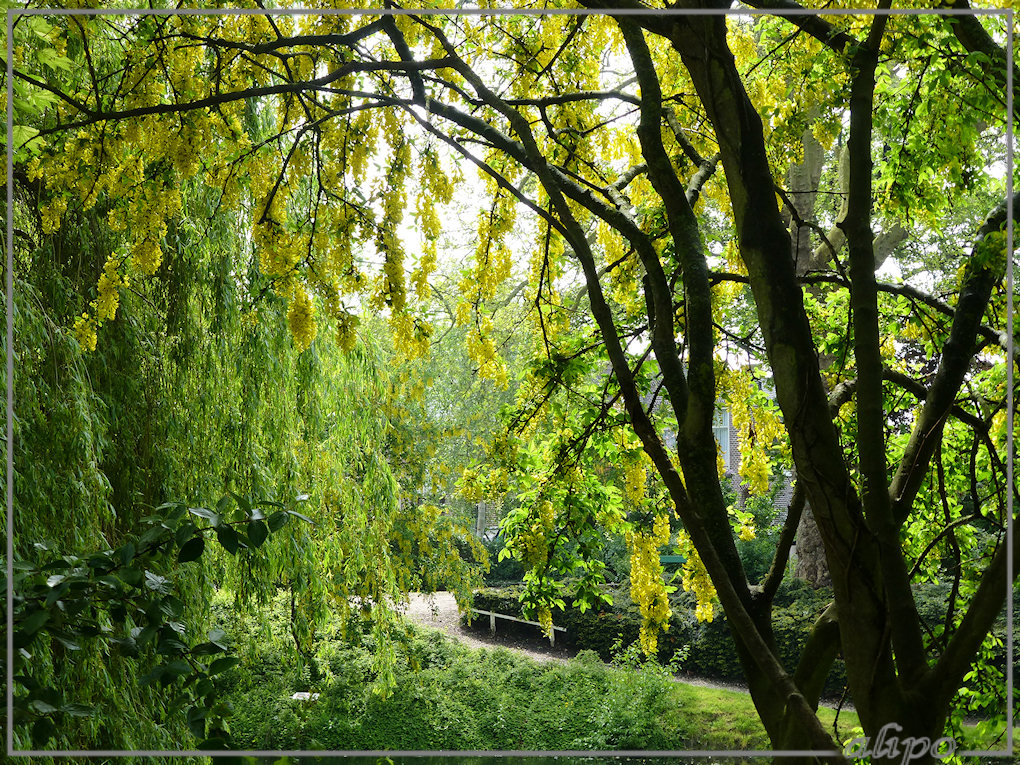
[[72, 314, 97, 352], [336, 311, 359, 353], [95, 255, 127, 322], [625, 510, 672, 655], [675, 530, 717, 622], [287, 285, 317, 352], [131, 238, 163, 276], [537, 605, 554, 638], [623, 454, 647, 506]]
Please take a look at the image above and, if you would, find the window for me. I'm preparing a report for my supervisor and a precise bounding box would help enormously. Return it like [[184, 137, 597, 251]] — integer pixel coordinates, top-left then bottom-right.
[[713, 408, 730, 471]]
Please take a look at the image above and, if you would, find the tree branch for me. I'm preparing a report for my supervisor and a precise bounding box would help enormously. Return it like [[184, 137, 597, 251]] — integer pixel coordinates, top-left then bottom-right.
[[760, 481, 805, 602], [889, 192, 1017, 524], [740, 0, 857, 55]]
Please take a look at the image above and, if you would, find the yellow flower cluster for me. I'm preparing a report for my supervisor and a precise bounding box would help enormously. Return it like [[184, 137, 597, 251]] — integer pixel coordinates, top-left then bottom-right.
[[676, 531, 717, 622], [40, 197, 68, 234], [520, 525, 549, 569], [623, 455, 647, 506], [409, 150, 452, 301], [287, 286, 317, 353], [379, 244, 408, 313], [391, 312, 431, 361], [738, 524, 756, 542], [95, 255, 128, 322], [718, 368, 788, 496], [253, 219, 302, 280], [625, 511, 672, 656], [538, 499, 555, 532], [466, 328, 508, 389], [537, 606, 554, 638], [129, 238, 161, 277], [73, 314, 97, 352], [336, 311, 360, 354], [460, 189, 515, 310], [70, 253, 129, 352]]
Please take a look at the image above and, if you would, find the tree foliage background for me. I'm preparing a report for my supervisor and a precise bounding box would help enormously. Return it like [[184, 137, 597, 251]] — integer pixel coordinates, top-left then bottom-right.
[[2, 1, 1017, 761]]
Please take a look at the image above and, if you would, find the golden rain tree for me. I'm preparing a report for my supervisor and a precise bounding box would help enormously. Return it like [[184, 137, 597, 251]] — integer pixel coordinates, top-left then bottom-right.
[[6, 1, 1017, 761]]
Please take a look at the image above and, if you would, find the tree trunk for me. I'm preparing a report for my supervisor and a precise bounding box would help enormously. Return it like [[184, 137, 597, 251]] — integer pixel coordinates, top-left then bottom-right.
[[794, 508, 830, 588]]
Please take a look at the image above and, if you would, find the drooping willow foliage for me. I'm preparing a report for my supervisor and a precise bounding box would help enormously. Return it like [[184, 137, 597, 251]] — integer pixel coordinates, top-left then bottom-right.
[[5, 100, 483, 751]]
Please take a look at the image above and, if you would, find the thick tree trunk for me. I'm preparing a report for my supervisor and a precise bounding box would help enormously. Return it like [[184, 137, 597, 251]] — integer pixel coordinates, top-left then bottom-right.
[[794, 509, 830, 588], [657, 7, 908, 751]]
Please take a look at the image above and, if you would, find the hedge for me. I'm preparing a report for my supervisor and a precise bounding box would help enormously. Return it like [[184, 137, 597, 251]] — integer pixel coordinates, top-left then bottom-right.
[[471, 580, 1014, 701]]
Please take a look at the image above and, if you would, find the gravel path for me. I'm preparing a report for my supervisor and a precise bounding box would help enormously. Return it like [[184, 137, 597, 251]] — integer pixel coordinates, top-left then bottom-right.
[[397, 591, 576, 664], [397, 591, 752, 694]]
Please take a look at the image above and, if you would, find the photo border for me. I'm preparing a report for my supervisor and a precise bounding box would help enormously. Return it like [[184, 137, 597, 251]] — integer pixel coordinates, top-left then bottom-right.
[[5, 3, 1015, 760]]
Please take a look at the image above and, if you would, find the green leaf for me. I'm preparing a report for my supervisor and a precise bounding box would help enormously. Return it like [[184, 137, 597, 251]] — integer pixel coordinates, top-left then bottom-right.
[[52, 632, 80, 651], [45, 581, 70, 607], [198, 736, 229, 750], [86, 553, 114, 571], [61, 703, 95, 717], [230, 491, 252, 517], [247, 520, 268, 548], [12, 125, 40, 153], [29, 699, 59, 714], [134, 625, 158, 646], [36, 47, 73, 72], [157, 637, 189, 655], [19, 609, 49, 637], [192, 641, 227, 656], [267, 511, 288, 532], [189, 506, 220, 526], [208, 656, 241, 676], [216, 495, 234, 516], [159, 596, 185, 618], [119, 567, 143, 588], [178, 536, 205, 563], [216, 525, 239, 555], [287, 510, 315, 525], [138, 524, 170, 547], [207, 628, 229, 648], [117, 542, 136, 566], [165, 502, 188, 523], [113, 636, 139, 657], [140, 666, 166, 686], [175, 522, 198, 546], [188, 705, 209, 738], [163, 659, 192, 682], [144, 571, 172, 595]]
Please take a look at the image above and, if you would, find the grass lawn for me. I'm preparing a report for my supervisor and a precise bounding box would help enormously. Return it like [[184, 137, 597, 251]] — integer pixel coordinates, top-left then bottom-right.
[[674, 677, 1017, 759]]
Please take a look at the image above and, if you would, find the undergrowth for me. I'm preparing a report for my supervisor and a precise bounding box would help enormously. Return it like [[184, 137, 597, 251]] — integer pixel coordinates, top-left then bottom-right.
[[211, 590, 701, 751]]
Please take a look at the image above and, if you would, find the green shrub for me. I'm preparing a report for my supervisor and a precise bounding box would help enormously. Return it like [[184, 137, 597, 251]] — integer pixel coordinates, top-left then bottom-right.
[[481, 535, 527, 584], [215, 592, 698, 751]]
